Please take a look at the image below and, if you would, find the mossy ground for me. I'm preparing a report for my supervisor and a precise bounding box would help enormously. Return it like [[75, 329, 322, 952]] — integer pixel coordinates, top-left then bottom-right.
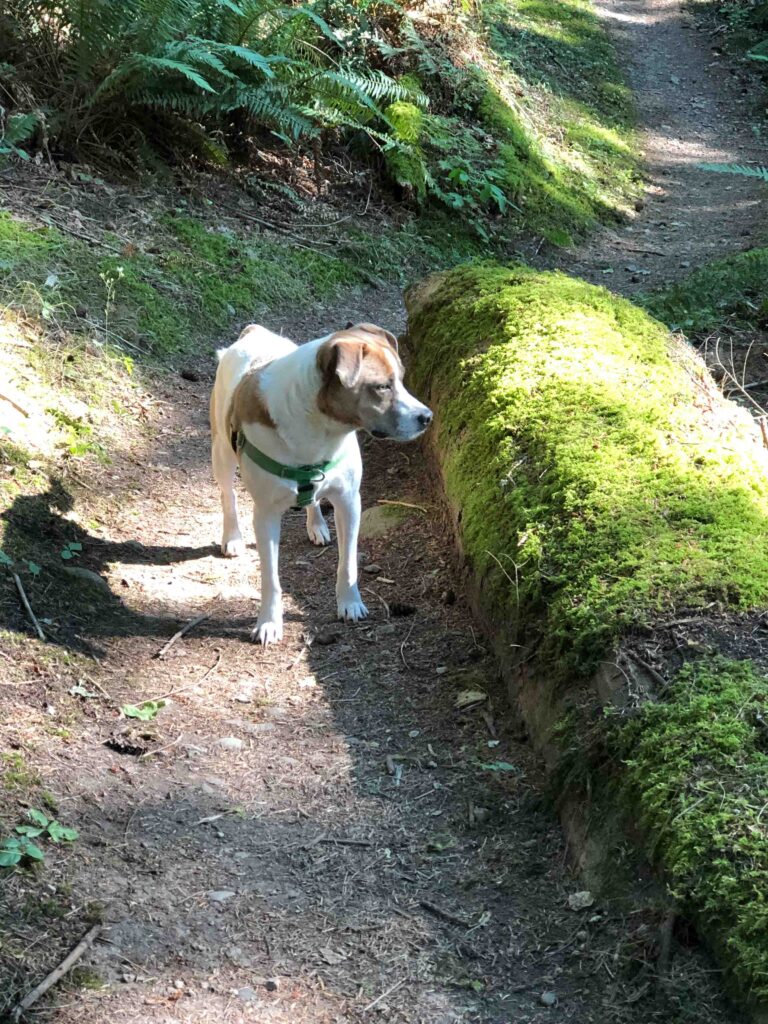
[[406, 261, 768, 1001]]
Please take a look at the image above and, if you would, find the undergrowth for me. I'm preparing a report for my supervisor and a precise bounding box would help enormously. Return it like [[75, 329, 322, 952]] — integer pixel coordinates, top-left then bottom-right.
[[642, 247, 768, 333], [0, 0, 639, 243]]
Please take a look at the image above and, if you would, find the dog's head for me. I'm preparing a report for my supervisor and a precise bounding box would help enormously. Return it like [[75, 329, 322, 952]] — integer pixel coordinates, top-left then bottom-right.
[[317, 323, 432, 441]]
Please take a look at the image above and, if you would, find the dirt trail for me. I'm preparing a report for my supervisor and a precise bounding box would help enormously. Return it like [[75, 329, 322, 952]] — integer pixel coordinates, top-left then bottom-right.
[[551, 0, 765, 293], [1, 0, 763, 1021]]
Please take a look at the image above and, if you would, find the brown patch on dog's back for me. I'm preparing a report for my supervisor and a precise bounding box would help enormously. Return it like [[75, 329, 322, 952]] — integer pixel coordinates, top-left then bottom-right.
[[230, 368, 275, 444]]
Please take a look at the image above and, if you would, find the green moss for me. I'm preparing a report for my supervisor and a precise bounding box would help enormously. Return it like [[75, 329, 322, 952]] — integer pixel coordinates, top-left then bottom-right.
[[407, 263, 768, 677], [407, 262, 768, 1002], [641, 247, 768, 334], [613, 658, 768, 998]]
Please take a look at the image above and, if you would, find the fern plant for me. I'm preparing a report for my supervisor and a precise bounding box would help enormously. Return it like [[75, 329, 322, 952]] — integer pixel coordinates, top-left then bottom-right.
[[698, 163, 768, 181]]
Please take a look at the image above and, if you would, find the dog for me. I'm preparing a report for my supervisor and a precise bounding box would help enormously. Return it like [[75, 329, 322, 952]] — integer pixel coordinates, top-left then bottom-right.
[[210, 322, 433, 644]]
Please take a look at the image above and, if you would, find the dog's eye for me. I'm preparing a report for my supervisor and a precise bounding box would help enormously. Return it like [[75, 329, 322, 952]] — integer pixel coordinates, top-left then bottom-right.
[[372, 383, 392, 393]]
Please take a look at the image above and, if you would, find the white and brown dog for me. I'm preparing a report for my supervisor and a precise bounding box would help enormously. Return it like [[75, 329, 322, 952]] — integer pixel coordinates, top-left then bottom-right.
[[210, 322, 432, 644]]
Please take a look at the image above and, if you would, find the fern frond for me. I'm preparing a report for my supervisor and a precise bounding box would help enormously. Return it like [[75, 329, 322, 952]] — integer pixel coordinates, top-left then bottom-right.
[[698, 163, 768, 182]]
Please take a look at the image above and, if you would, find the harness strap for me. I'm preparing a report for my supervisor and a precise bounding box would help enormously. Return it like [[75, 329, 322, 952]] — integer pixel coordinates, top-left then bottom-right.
[[236, 430, 344, 508]]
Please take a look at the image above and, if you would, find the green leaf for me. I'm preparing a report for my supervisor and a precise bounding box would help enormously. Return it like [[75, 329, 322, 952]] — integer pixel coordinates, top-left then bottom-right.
[[15, 826, 44, 838], [21, 841, 45, 861], [121, 699, 166, 721], [60, 548, 73, 560], [478, 761, 519, 773], [0, 550, 12, 566], [69, 543, 82, 552], [0, 849, 21, 867], [47, 821, 79, 843], [27, 561, 41, 576], [69, 683, 97, 699], [2, 838, 21, 849], [27, 809, 49, 827]]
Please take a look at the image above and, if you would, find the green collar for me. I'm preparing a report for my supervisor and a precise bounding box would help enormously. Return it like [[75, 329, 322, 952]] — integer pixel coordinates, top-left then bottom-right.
[[236, 430, 345, 507]]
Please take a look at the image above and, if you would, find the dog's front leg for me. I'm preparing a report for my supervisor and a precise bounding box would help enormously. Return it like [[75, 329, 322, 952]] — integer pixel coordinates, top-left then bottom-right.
[[253, 507, 284, 644], [330, 490, 368, 622]]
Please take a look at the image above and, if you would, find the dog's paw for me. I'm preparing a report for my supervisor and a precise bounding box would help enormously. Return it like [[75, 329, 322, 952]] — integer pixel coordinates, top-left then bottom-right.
[[252, 617, 283, 645], [221, 536, 245, 558], [307, 520, 331, 547], [337, 595, 369, 622]]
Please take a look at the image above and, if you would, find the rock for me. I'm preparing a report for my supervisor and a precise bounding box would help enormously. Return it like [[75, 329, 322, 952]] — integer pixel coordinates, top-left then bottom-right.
[[265, 978, 279, 992], [359, 504, 412, 539], [237, 986, 258, 1002], [216, 736, 243, 751], [180, 368, 200, 382], [540, 991, 557, 1007], [362, 562, 382, 574], [314, 627, 341, 645], [567, 890, 594, 911], [208, 890, 236, 903], [61, 566, 111, 593]]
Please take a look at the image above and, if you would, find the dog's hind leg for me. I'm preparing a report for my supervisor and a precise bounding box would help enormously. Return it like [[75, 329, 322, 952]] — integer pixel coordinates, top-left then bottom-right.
[[212, 436, 245, 558], [306, 502, 331, 546]]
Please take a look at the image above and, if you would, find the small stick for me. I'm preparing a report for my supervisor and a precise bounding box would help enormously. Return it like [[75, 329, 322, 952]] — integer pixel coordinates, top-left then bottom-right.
[[419, 900, 470, 929], [317, 837, 372, 848], [362, 977, 405, 1013], [758, 416, 768, 450], [376, 499, 427, 514], [0, 392, 30, 417], [12, 572, 46, 641], [11, 924, 101, 1020], [154, 611, 210, 659], [657, 910, 676, 978], [621, 649, 667, 690]]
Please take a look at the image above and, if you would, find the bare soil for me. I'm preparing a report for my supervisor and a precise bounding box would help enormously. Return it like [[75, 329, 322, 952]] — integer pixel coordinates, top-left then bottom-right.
[[1, 0, 765, 1020]]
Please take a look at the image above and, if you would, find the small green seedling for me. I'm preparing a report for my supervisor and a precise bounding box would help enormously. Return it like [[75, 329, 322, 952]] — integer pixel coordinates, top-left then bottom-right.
[[60, 542, 83, 560], [121, 699, 166, 721], [0, 809, 78, 867], [0, 550, 41, 576]]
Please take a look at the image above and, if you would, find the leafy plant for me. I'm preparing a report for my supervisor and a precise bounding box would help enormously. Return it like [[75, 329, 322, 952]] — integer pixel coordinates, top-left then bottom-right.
[[60, 542, 83, 561], [121, 699, 167, 720], [0, 809, 79, 867], [0, 548, 41, 576], [698, 162, 768, 181]]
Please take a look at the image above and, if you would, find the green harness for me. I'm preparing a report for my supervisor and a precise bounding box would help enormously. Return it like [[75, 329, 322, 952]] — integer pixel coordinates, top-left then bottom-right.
[[236, 430, 345, 508]]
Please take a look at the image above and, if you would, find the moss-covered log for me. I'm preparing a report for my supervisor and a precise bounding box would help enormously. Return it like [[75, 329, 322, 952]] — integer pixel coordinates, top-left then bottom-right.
[[405, 262, 768, 1010]]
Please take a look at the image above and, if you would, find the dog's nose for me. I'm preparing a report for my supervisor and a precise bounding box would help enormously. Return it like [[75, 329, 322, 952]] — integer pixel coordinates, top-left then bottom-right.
[[418, 409, 433, 428]]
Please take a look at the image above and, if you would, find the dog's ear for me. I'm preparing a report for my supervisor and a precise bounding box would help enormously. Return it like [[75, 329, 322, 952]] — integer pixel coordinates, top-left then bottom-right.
[[317, 337, 366, 388], [348, 322, 399, 353]]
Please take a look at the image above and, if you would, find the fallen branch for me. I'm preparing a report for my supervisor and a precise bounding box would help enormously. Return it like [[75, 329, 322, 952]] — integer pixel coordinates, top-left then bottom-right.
[[154, 611, 210, 659], [0, 392, 30, 417], [419, 900, 470, 929], [377, 499, 428, 514], [362, 977, 405, 1013], [11, 924, 101, 1020], [12, 572, 46, 641]]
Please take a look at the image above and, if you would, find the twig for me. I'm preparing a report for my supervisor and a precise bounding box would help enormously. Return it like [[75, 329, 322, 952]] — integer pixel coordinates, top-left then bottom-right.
[[399, 621, 416, 670], [758, 416, 768, 451], [419, 900, 470, 929], [317, 837, 372, 848], [656, 910, 676, 978], [362, 977, 406, 1013], [139, 733, 183, 761], [0, 392, 30, 417], [154, 611, 210, 659], [11, 924, 101, 1020], [376, 499, 428, 514], [12, 572, 46, 641], [621, 649, 667, 690]]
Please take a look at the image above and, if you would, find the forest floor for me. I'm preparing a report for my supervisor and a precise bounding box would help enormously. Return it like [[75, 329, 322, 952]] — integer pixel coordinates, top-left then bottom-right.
[[0, 0, 765, 1021]]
